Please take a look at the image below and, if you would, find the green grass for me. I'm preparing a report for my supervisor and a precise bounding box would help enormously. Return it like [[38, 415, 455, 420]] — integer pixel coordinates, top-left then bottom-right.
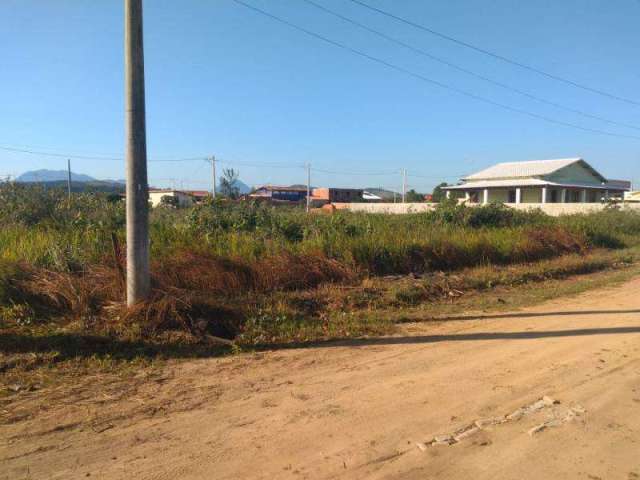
[[2, 184, 640, 344]]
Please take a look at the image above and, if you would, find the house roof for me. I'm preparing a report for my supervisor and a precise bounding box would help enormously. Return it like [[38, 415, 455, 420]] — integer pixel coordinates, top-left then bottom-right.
[[148, 189, 200, 197], [605, 179, 632, 190], [463, 158, 606, 182], [149, 189, 184, 194], [443, 178, 615, 190], [183, 190, 210, 197], [252, 184, 308, 193], [363, 191, 383, 200]]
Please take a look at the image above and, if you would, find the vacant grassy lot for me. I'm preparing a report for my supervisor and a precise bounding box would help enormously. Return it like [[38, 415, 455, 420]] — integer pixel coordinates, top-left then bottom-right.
[[1, 183, 640, 391]]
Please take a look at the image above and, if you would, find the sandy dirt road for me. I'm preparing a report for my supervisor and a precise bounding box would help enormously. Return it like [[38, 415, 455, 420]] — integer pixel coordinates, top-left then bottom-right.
[[2, 277, 640, 479]]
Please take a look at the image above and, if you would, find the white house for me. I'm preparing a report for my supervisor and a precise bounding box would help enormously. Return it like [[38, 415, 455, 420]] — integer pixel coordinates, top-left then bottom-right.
[[443, 158, 631, 204], [148, 189, 195, 208]]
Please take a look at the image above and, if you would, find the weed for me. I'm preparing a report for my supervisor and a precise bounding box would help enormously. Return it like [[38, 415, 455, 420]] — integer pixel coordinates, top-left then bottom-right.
[[1, 183, 640, 344]]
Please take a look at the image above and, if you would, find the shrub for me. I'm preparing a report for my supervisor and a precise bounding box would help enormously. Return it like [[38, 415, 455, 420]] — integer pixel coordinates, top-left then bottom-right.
[[426, 199, 550, 228], [2, 184, 638, 340]]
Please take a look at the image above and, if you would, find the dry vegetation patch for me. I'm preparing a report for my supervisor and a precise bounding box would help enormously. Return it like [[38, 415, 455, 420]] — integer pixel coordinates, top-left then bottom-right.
[[2, 185, 640, 399]]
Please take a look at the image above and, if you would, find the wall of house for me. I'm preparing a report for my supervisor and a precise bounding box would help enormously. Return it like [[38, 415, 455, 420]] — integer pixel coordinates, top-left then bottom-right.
[[471, 187, 542, 203], [272, 190, 306, 202], [546, 162, 602, 185], [487, 189, 509, 203], [149, 191, 194, 208], [329, 189, 364, 202], [149, 192, 169, 207], [311, 188, 330, 200], [521, 188, 541, 203]]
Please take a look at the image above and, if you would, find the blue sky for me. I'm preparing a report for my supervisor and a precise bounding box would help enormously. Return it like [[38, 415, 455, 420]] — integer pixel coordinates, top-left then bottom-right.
[[1, 0, 639, 192]]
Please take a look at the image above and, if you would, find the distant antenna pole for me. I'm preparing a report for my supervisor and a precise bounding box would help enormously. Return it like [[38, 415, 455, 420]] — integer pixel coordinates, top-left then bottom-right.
[[125, 0, 150, 305], [209, 156, 217, 197], [306, 162, 311, 212], [401, 168, 407, 203], [67, 159, 72, 200]]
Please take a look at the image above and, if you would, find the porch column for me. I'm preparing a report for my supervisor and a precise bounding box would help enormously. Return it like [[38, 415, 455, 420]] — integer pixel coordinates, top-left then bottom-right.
[[482, 188, 489, 205], [515, 187, 521, 204], [464, 191, 470, 202], [446, 190, 451, 199], [541, 187, 547, 204], [580, 189, 587, 203], [561, 188, 567, 203]]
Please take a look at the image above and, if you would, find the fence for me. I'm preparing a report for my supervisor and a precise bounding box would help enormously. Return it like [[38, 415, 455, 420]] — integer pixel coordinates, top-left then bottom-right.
[[332, 202, 640, 216]]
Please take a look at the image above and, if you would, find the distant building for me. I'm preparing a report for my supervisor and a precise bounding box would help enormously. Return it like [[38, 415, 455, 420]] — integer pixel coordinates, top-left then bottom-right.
[[443, 158, 631, 204], [363, 190, 383, 202], [311, 187, 364, 204], [625, 191, 640, 202], [183, 190, 211, 203], [364, 188, 400, 202], [249, 185, 308, 203], [148, 189, 195, 208]]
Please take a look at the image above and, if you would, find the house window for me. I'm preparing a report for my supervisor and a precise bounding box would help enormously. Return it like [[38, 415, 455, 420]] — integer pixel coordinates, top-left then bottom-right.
[[550, 190, 558, 203], [569, 190, 580, 202], [507, 190, 516, 203]]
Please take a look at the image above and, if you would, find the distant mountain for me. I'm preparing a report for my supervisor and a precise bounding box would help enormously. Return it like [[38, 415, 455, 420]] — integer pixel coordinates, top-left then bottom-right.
[[15, 169, 124, 193], [16, 169, 251, 194], [220, 179, 251, 194], [17, 169, 96, 183]]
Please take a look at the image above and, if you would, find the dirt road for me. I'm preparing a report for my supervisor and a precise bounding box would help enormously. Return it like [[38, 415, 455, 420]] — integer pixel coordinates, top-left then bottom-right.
[[3, 278, 640, 479]]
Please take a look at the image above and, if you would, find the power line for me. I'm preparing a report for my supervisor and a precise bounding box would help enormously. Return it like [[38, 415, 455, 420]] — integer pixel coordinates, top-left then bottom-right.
[[0, 144, 318, 169], [302, 0, 640, 132], [312, 166, 399, 175], [410, 172, 467, 179], [0, 145, 124, 161], [231, 0, 640, 141], [346, 0, 640, 107], [1, 143, 456, 179], [0, 144, 206, 162], [216, 158, 304, 169]]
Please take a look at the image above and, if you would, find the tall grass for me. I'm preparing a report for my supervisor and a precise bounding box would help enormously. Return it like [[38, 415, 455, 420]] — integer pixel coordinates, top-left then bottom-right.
[[2, 184, 640, 338], [2, 185, 639, 274]]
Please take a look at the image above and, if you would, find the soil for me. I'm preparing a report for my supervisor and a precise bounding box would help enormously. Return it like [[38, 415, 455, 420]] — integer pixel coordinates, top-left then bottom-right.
[[2, 277, 640, 479]]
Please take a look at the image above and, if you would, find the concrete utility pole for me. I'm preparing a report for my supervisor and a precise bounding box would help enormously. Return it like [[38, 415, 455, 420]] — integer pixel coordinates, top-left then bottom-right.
[[209, 156, 217, 197], [401, 168, 407, 203], [306, 162, 311, 212], [125, 0, 150, 305], [67, 159, 72, 200]]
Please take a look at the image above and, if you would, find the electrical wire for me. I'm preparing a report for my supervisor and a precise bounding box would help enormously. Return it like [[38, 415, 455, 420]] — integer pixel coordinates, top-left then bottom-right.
[[0, 143, 466, 179], [410, 172, 468, 179], [216, 158, 304, 169], [302, 0, 640, 131], [0, 144, 206, 163], [231, 0, 640, 141], [312, 166, 400, 175], [0, 145, 124, 161], [346, 0, 640, 107]]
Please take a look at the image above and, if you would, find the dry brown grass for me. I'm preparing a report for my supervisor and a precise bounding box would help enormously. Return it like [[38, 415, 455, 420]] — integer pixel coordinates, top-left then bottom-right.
[[15, 250, 355, 339], [155, 250, 354, 293]]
